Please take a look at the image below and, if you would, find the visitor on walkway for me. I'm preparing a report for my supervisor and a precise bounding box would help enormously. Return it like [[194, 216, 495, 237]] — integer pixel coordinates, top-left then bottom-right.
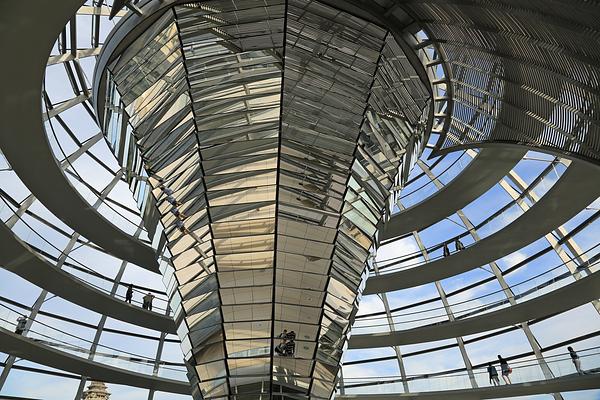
[[283, 339, 295, 356], [125, 283, 133, 304], [455, 238, 465, 251], [275, 330, 288, 355], [14, 316, 27, 335], [274, 329, 296, 356], [498, 355, 512, 384], [443, 243, 450, 257], [175, 219, 189, 234], [165, 195, 181, 206], [143, 292, 155, 311], [161, 185, 181, 206], [170, 206, 187, 220], [568, 346, 586, 375], [487, 362, 499, 386], [160, 185, 173, 196]]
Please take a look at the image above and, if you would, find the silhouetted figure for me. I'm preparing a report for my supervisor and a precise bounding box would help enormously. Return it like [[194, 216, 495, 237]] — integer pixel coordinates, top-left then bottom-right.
[[14, 316, 27, 335], [175, 219, 189, 234], [498, 355, 511, 384], [275, 329, 296, 356], [283, 340, 295, 356], [160, 186, 173, 196], [143, 292, 155, 311], [166, 195, 180, 206], [443, 243, 450, 257], [275, 340, 296, 357], [170, 206, 186, 220], [568, 346, 585, 375], [125, 284, 133, 304], [275, 330, 288, 355], [161, 186, 181, 206], [487, 362, 499, 386], [455, 238, 465, 251]]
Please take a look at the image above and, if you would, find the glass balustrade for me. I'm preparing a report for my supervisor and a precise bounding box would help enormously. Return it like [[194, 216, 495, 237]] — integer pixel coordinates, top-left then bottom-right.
[[343, 348, 599, 394], [0, 195, 170, 313], [0, 304, 187, 381], [398, 152, 473, 209], [352, 256, 599, 334]]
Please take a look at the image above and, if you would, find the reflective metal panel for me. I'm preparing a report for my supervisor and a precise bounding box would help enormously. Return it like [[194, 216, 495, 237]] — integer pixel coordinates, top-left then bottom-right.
[[102, 1, 429, 398]]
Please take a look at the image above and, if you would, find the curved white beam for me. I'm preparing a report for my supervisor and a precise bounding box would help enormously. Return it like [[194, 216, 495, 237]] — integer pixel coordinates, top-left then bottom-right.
[[336, 373, 600, 400], [380, 148, 526, 241], [0, 0, 159, 271], [0, 327, 189, 394], [366, 161, 600, 294], [0, 223, 176, 334], [351, 270, 600, 348]]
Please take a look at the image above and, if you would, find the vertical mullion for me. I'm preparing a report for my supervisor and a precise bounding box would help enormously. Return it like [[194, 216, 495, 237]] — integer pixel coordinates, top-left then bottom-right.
[[269, 1, 289, 397]]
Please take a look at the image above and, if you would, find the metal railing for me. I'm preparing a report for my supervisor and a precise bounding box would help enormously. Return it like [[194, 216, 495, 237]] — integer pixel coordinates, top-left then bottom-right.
[[0, 195, 170, 314], [342, 347, 599, 394], [353, 246, 600, 333], [0, 303, 186, 381]]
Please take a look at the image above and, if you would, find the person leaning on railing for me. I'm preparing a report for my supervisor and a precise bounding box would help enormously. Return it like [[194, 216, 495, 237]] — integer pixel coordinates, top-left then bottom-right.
[[568, 346, 587, 375], [487, 362, 500, 386], [498, 355, 512, 384], [142, 292, 155, 311], [125, 283, 133, 304], [14, 315, 26, 335]]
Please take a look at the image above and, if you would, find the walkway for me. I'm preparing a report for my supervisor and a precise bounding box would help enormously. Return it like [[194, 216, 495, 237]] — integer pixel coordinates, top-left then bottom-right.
[[0, 223, 176, 334], [0, 1, 158, 271], [365, 160, 600, 294], [350, 270, 600, 348], [380, 148, 526, 241], [0, 327, 189, 394], [336, 373, 600, 400]]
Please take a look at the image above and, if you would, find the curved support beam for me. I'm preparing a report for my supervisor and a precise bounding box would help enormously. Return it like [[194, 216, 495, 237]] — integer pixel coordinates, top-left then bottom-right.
[[94, 0, 182, 124], [92, 0, 433, 128], [380, 148, 526, 241], [350, 269, 600, 348], [0, 224, 176, 334], [109, 0, 127, 19], [365, 161, 600, 294], [0, 0, 159, 271], [336, 373, 600, 400], [416, 1, 600, 167], [0, 327, 189, 394], [433, 142, 600, 173]]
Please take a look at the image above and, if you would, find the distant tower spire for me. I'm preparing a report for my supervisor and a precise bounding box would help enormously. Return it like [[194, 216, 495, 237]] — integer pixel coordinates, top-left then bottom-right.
[[82, 381, 110, 400]]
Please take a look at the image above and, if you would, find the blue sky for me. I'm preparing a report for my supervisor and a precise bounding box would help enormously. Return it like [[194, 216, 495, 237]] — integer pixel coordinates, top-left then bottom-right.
[[1, 2, 600, 399]]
